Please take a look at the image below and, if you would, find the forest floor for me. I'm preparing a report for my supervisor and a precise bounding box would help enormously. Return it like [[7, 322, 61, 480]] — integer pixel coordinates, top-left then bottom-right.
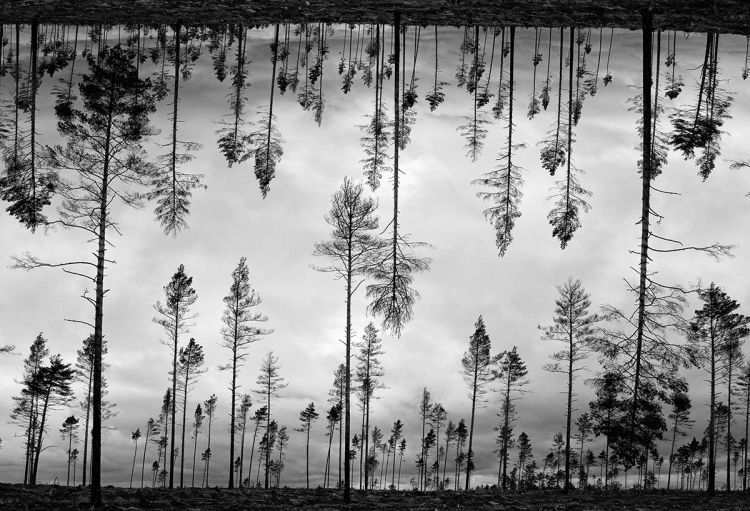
[[1, 0, 750, 34], [2, 485, 750, 510]]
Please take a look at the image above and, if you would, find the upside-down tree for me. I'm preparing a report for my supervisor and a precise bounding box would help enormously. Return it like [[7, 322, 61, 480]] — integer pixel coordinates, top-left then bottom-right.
[[220, 256, 271, 488], [366, 15, 431, 338], [473, 27, 523, 257]]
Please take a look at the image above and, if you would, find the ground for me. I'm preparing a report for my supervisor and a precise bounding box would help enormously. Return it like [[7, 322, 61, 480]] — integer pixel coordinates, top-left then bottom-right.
[[2, 485, 750, 510], [1, 0, 750, 34]]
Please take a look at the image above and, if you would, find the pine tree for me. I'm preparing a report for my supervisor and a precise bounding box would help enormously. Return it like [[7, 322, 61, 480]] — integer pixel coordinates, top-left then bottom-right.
[[589, 371, 625, 489], [15, 43, 157, 506], [153, 264, 197, 488], [246, 406, 268, 487], [355, 322, 385, 490], [203, 394, 217, 487], [191, 405, 204, 488], [689, 283, 750, 494], [61, 415, 80, 487], [177, 338, 205, 487], [220, 257, 271, 488], [666, 389, 692, 490], [129, 428, 141, 488], [540, 278, 598, 490], [313, 177, 384, 501], [235, 394, 252, 487], [494, 346, 529, 490], [461, 316, 497, 489], [254, 352, 287, 488], [296, 402, 319, 488]]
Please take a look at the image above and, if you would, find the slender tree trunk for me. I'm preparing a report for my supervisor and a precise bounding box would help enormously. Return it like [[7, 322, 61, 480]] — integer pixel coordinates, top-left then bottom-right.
[[502, 376, 511, 490], [325, 422, 334, 487], [397, 453, 403, 490], [141, 427, 150, 488], [31, 391, 51, 484], [667, 415, 678, 489], [708, 320, 717, 493], [465, 357, 478, 490], [247, 420, 260, 487], [728, 358, 734, 491], [68, 432, 74, 486], [564, 278, 574, 491], [239, 415, 246, 486], [192, 424, 199, 487], [306, 426, 311, 488], [82, 369, 92, 487], [629, 12, 653, 470], [180, 354, 190, 488], [229, 342, 238, 488], [205, 411, 213, 487], [265, 379, 271, 488], [744, 381, 749, 491], [130, 439, 138, 488]]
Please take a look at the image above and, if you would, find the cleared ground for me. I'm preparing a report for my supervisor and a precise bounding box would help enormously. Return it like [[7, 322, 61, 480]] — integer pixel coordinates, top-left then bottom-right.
[[2, 485, 750, 510], [1, 0, 750, 34]]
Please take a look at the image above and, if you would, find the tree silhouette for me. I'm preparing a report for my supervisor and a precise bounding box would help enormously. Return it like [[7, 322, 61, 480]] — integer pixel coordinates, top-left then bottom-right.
[[588, 371, 625, 489], [528, 28, 542, 119], [689, 283, 750, 494], [246, 405, 268, 487], [425, 27, 448, 111], [254, 351, 287, 489], [359, 25, 391, 191], [220, 256, 270, 488], [177, 338, 206, 487], [11, 333, 48, 485], [11, 43, 156, 506], [324, 403, 342, 488], [296, 402, 319, 488], [327, 363, 345, 487], [539, 28, 566, 177], [252, 24, 283, 198], [30, 354, 76, 484], [0, 21, 56, 231], [146, 23, 205, 235], [61, 415, 80, 486], [216, 25, 252, 167], [540, 278, 598, 490], [430, 403, 447, 489], [234, 394, 252, 487], [461, 316, 496, 489], [355, 322, 385, 490], [473, 27, 524, 257], [202, 393, 217, 487], [666, 389, 692, 489], [457, 26, 489, 162], [495, 346, 529, 490], [75, 334, 115, 488], [129, 428, 140, 488], [140, 418, 157, 488], [190, 404, 204, 488], [313, 176, 384, 501], [669, 33, 732, 179], [153, 263, 197, 488], [417, 387, 432, 490], [547, 29, 592, 249]]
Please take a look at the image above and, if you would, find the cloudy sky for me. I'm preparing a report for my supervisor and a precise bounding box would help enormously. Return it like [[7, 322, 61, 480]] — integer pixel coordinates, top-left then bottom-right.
[[1, 25, 750, 489]]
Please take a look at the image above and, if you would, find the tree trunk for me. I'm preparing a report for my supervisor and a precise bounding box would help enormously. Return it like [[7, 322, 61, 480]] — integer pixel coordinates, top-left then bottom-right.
[[141, 427, 150, 488], [192, 424, 198, 487], [82, 368, 92, 487], [169, 23, 181, 490], [180, 352, 190, 488], [465, 356, 478, 490], [247, 420, 260, 487], [228, 342, 237, 488], [130, 439, 137, 488]]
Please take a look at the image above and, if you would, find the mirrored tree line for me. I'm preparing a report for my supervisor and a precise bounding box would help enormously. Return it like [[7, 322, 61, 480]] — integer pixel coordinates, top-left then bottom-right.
[[2, 15, 750, 507]]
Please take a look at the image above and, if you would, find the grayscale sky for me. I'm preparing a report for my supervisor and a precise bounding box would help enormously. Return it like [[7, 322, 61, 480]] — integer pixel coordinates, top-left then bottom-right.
[[1, 25, 750, 488]]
